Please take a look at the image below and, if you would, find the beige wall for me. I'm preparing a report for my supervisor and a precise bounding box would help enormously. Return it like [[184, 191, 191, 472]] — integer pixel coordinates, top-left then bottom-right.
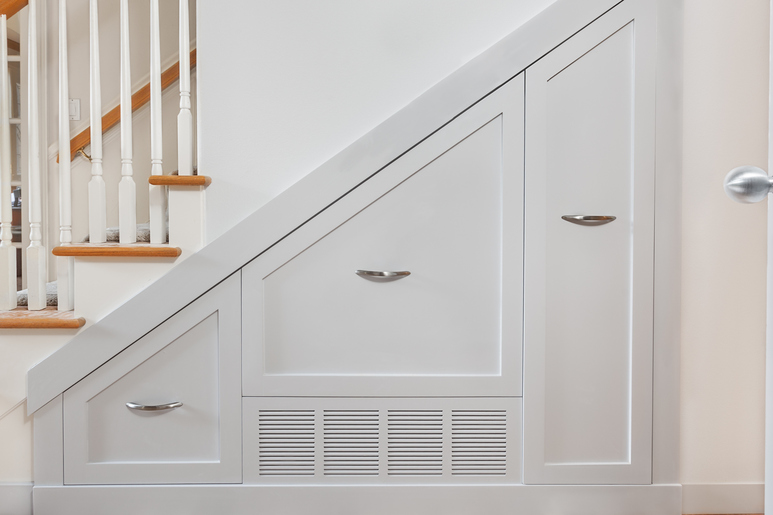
[[0, 402, 31, 483], [681, 0, 768, 512]]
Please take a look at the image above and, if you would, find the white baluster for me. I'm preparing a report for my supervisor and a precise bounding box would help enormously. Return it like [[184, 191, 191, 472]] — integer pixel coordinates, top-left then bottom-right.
[[57, 0, 74, 311], [26, 0, 47, 311], [177, 0, 192, 176], [119, 0, 136, 244], [149, 0, 166, 244], [0, 16, 16, 310], [88, 0, 106, 244]]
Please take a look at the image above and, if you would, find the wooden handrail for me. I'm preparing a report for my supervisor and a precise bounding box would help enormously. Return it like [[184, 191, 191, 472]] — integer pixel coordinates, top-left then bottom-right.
[[0, 0, 27, 19], [61, 48, 197, 162]]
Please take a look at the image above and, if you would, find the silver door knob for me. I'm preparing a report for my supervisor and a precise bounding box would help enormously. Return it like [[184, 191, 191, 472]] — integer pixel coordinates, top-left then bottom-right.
[[724, 165, 773, 203]]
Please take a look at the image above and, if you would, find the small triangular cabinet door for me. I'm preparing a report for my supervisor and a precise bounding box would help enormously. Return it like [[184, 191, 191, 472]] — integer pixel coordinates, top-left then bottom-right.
[[243, 76, 524, 398], [63, 273, 241, 485]]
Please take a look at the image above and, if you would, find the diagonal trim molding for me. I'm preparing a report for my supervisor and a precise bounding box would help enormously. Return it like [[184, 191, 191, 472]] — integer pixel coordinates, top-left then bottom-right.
[[682, 483, 764, 515], [0, 398, 25, 423]]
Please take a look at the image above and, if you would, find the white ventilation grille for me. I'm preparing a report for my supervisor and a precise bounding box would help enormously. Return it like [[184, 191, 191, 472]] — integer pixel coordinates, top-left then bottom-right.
[[323, 410, 379, 476], [451, 410, 507, 476], [245, 398, 519, 484], [257, 410, 316, 476], [387, 410, 443, 476]]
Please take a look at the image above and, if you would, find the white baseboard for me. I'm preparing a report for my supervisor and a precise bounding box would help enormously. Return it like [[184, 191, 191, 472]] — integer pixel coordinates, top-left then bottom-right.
[[682, 483, 763, 514], [0, 483, 32, 515], [33, 484, 682, 515]]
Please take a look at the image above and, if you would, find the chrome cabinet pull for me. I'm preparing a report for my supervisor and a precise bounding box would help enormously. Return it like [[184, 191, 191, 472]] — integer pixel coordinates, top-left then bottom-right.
[[355, 270, 411, 280], [561, 215, 616, 226], [126, 401, 183, 412]]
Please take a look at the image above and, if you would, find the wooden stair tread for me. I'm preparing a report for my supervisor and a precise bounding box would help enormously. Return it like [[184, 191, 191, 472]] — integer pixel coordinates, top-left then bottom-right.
[[52, 243, 182, 258], [0, 307, 85, 329], [148, 175, 211, 187]]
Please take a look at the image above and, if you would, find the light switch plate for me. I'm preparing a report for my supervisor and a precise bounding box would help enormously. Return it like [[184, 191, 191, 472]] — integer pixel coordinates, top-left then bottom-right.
[[69, 98, 80, 121]]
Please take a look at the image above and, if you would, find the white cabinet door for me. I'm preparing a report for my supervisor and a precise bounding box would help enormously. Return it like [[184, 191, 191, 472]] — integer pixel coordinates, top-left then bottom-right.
[[523, 0, 655, 485], [63, 273, 242, 485], [243, 76, 524, 398]]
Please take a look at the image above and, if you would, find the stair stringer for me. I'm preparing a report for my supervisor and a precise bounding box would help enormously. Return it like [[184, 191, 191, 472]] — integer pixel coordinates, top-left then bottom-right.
[[26, 0, 626, 415]]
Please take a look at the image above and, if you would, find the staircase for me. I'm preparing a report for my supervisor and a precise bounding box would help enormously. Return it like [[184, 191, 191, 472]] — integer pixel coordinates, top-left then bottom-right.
[[0, 0, 202, 329]]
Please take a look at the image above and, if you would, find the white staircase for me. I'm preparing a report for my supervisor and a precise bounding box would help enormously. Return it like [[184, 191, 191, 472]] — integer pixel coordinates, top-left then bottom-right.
[[0, 0, 202, 434], [0, 0, 202, 330]]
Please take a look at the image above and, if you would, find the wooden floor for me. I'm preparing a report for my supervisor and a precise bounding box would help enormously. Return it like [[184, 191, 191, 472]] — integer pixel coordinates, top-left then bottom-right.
[[0, 307, 85, 329]]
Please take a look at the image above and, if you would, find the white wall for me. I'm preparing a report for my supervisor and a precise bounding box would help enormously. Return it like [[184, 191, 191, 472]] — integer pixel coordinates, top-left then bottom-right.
[[681, 0, 768, 512], [197, 0, 557, 242]]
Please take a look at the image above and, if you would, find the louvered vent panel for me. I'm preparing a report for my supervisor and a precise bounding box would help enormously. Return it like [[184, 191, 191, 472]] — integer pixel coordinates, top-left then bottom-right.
[[323, 410, 379, 476], [451, 410, 507, 476], [258, 410, 316, 476], [387, 410, 443, 476]]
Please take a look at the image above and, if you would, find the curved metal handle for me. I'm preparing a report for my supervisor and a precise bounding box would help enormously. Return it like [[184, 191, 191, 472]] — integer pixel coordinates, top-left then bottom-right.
[[724, 165, 773, 203], [561, 215, 616, 226], [126, 401, 183, 412], [355, 270, 411, 280]]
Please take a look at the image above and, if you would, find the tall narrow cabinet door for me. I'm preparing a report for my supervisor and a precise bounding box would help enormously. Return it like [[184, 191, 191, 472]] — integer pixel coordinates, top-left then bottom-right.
[[523, 0, 655, 485]]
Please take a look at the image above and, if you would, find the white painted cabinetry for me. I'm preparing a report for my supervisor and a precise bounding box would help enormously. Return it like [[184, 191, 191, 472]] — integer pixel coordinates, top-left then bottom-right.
[[62, 273, 242, 485], [32, 1, 675, 513], [242, 76, 524, 398], [523, 0, 655, 485]]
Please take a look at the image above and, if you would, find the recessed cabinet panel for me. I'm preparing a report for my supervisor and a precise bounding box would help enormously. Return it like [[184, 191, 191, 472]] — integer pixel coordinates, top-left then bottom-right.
[[86, 313, 220, 465], [523, 1, 655, 485], [264, 119, 501, 377], [63, 273, 242, 485], [243, 76, 524, 397]]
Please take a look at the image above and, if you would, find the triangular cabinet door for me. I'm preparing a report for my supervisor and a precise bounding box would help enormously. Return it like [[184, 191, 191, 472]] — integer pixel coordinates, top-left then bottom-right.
[[523, 0, 655, 485], [63, 273, 242, 485], [243, 76, 524, 398]]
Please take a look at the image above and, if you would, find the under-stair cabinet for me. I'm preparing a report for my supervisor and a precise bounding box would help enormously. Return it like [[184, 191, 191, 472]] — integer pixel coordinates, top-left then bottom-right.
[[30, 1, 678, 514]]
